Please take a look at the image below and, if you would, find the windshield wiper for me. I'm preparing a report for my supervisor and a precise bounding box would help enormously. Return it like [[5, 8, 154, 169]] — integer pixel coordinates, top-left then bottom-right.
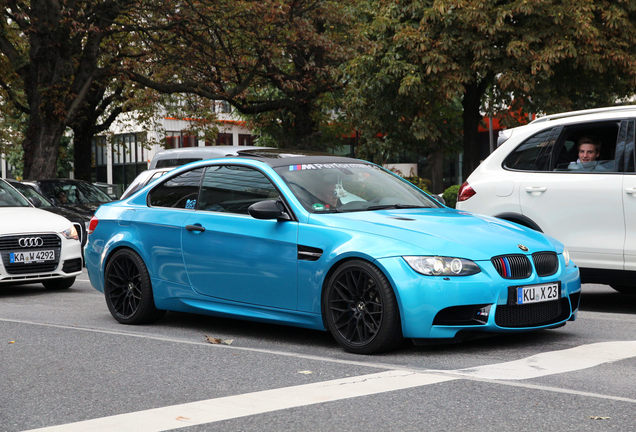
[[366, 204, 428, 211]]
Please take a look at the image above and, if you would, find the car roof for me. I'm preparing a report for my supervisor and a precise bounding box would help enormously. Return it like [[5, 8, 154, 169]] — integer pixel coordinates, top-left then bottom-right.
[[530, 104, 636, 124], [149, 145, 273, 168], [234, 149, 366, 168]]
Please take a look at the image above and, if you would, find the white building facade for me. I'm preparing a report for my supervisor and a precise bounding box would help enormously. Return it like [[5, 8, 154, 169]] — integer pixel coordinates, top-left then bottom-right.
[[90, 102, 257, 189]]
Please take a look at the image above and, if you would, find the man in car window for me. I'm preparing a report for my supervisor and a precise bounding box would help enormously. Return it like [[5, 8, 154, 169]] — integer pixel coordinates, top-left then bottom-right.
[[568, 136, 604, 170], [57, 190, 68, 204]]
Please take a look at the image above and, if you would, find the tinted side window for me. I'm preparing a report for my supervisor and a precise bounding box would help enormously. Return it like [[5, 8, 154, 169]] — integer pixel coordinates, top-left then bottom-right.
[[503, 129, 558, 171], [198, 165, 279, 214], [148, 168, 204, 208]]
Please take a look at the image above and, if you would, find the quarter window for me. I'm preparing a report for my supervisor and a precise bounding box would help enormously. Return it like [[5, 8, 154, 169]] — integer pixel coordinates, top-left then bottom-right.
[[198, 165, 279, 214], [148, 168, 204, 208], [503, 129, 558, 171]]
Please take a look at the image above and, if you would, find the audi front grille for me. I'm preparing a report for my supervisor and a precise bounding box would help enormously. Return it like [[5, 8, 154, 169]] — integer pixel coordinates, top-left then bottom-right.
[[0, 234, 62, 275]]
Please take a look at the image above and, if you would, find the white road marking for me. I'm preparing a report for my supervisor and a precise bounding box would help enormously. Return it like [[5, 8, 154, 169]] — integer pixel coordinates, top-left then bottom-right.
[[451, 341, 636, 380], [20, 340, 636, 432], [22, 371, 456, 432]]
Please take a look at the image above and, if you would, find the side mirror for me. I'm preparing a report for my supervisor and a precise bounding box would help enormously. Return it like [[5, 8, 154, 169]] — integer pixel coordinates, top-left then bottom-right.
[[248, 199, 291, 221]]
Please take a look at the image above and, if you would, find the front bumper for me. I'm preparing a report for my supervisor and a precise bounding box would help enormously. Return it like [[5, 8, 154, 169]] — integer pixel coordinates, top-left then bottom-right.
[[376, 255, 581, 339], [0, 234, 83, 284]]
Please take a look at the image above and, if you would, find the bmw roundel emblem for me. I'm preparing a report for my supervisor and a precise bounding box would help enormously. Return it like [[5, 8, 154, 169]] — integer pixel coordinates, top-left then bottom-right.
[[518, 244, 529, 252]]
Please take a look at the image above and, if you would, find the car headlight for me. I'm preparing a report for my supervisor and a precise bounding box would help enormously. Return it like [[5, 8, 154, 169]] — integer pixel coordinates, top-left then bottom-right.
[[562, 248, 571, 266], [61, 225, 79, 241], [403, 256, 481, 276]]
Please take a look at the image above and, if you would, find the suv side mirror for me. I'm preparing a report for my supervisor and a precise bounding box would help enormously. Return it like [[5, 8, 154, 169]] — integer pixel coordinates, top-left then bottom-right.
[[248, 199, 291, 221]]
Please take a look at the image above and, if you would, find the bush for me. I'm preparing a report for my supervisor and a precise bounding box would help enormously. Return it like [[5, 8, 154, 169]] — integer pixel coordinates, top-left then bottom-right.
[[402, 176, 431, 192], [442, 184, 460, 208]]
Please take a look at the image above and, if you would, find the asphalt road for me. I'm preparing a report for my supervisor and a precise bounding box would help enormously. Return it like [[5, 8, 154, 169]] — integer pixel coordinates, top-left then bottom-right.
[[1, 270, 635, 432]]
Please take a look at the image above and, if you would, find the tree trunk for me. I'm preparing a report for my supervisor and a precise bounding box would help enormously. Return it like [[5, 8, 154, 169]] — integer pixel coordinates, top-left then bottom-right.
[[72, 124, 95, 181], [289, 102, 320, 149], [429, 150, 444, 194], [461, 83, 484, 181], [22, 117, 64, 180]]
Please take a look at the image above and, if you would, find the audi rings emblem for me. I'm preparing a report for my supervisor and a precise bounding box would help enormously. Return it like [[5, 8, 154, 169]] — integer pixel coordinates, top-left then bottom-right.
[[18, 237, 44, 248]]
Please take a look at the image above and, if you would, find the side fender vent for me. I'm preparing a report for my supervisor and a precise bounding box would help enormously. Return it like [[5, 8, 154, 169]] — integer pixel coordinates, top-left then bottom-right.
[[298, 245, 323, 261]]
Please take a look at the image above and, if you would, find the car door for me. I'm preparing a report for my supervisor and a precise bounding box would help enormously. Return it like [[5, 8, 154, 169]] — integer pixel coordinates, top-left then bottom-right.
[[143, 167, 207, 286], [620, 120, 636, 270], [181, 164, 299, 309], [515, 122, 625, 270]]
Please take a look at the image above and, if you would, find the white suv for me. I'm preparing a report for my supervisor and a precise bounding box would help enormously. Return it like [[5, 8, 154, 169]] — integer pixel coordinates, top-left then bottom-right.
[[456, 105, 636, 293]]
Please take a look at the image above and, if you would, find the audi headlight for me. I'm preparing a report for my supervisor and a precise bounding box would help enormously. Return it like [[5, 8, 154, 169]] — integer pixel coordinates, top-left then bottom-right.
[[61, 225, 79, 241], [403, 256, 481, 276], [562, 248, 571, 266]]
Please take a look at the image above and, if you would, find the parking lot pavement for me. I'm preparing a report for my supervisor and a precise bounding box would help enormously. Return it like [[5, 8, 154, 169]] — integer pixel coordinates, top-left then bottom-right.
[[2, 275, 635, 432]]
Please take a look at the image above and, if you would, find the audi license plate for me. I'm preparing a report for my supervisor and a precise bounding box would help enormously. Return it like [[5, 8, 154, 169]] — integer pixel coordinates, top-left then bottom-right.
[[516, 282, 560, 305], [9, 250, 55, 264]]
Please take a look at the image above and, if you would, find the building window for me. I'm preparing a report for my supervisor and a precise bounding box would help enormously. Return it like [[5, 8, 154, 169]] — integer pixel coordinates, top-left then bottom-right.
[[238, 134, 255, 146], [216, 133, 233, 146], [91, 136, 108, 183], [166, 130, 199, 148], [218, 101, 232, 113], [111, 133, 148, 188]]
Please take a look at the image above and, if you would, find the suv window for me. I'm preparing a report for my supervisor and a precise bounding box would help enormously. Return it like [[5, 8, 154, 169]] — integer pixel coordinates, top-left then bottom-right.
[[148, 168, 204, 208], [198, 165, 279, 214], [503, 129, 558, 171], [504, 120, 628, 173]]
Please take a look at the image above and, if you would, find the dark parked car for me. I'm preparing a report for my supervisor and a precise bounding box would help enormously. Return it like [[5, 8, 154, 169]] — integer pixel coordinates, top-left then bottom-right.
[[7, 180, 90, 250], [23, 179, 113, 219]]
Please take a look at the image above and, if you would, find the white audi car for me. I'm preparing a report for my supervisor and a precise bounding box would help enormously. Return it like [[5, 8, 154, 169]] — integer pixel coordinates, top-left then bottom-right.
[[0, 179, 83, 289]]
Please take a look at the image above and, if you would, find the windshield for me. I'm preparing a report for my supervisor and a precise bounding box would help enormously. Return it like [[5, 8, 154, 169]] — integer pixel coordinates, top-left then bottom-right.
[[0, 181, 32, 207], [275, 162, 439, 213], [10, 182, 54, 207], [42, 181, 113, 204]]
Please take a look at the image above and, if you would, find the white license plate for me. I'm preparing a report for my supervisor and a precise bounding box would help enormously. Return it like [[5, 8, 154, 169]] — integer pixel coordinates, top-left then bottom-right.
[[9, 250, 55, 264], [516, 282, 560, 304]]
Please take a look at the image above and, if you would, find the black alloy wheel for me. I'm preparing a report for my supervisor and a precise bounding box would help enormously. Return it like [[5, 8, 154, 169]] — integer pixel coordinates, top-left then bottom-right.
[[323, 260, 402, 354], [104, 248, 164, 324]]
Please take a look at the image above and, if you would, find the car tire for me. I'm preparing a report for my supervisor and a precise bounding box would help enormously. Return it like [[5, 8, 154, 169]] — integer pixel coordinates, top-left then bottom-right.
[[104, 248, 165, 324], [42, 277, 76, 290], [610, 284, 636, 295], [323, 260, 403, 354]]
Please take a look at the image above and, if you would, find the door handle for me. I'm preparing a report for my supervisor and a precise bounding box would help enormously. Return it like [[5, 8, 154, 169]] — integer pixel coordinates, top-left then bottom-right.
[[524, 186, 547, 193], [185, 224, 205, 232], [625, 187, 636, 195]]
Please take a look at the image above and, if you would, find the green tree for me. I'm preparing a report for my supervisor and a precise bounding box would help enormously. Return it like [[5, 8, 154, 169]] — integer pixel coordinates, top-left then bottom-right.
[[0, 0, 146, 179], [347, 0, 636, 179], [128, 0, 362, 149]]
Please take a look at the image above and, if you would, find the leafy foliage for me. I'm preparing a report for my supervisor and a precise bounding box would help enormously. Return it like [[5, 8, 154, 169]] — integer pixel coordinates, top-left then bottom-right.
[[442, 184, 460, 209], [346, 0, 636, 178]]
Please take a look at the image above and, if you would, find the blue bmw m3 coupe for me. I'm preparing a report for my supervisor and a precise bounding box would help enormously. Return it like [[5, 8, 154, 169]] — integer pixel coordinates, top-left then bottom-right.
[[85, 150, 581, 353]]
